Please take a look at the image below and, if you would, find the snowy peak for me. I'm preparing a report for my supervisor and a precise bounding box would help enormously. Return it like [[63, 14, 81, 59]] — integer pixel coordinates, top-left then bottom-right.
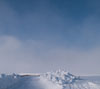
[[0, 71, 100, 89], [40, 70, 100, 89], [41, 70, 81, 85]]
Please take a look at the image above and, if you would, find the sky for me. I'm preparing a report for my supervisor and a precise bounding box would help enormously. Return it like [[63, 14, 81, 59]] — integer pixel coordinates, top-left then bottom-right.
[[0, 0, 100, 75]]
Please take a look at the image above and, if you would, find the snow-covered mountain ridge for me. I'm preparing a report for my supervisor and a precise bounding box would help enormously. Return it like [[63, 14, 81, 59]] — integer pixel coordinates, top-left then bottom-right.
[[41, 70, 81, 85], [41, 70, 100, 89], [0, 70, 100, 89]]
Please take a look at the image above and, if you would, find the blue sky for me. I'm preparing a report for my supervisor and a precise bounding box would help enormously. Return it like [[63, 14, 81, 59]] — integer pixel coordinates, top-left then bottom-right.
[[0, 0, 100, 48], [0, 0, 100, 75]]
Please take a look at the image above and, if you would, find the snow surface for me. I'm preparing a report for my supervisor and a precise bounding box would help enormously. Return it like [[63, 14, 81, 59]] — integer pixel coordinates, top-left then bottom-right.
[[0, 70, 100, 89]]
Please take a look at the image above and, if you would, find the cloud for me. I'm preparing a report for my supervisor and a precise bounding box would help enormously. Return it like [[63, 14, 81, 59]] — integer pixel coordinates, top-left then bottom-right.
[[0, 0, 100, 75], [0, 36, 42, 73], [0, 35, 99, 75]]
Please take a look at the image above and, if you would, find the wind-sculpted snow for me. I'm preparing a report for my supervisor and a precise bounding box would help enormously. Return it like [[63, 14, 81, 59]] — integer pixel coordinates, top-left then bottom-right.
[[40, 70, 100, 89], [41, 70, 80, 84], [0, 73, 43, 89], [0, 71, 100, 89], [0, 73, 20, 89]]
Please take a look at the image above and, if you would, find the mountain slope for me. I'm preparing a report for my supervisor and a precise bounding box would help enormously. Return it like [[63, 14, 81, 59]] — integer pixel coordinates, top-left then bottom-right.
[[0, 71, 100, 89], [40, 70, 100, 89]]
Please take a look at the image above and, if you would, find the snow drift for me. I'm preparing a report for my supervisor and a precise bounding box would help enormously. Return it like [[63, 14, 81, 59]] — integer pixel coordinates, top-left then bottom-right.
[[0, 70, 100, 89], [40, 70, 100, 89]]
